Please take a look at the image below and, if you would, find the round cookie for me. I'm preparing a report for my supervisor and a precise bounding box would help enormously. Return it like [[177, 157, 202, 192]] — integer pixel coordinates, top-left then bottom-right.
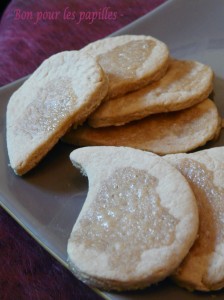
[[6, 51, 108, 175], [165, 147, 224, 291], [81, 35, 169, 100], [63, 99, 221, 155], [68, 146, 198, 291], [88, 59, 213, 128]]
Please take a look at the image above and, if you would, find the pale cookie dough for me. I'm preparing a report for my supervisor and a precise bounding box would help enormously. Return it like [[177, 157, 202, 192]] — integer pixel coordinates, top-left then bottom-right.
[[6, 51, 108, 175], [63, 99, 221, 155], [165, 147, 224, 291], [68, 146, 198, 291], [88, 59, 213, 128], [81, 35, 169, 100]]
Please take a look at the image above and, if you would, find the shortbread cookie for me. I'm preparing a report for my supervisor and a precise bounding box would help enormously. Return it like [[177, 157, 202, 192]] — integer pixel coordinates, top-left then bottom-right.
[[88, 59, 213, 127], [165, 147, 224, 291], [82, 35, 169, 100], [63, 99, 221, 155], [6, 51, 108, 175], [68, 146, 198, 291]]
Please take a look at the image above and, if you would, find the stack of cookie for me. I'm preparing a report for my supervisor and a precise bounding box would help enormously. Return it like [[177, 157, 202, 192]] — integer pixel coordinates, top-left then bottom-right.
[[62, 35, 222, 155], [6, 35, 221, 175]]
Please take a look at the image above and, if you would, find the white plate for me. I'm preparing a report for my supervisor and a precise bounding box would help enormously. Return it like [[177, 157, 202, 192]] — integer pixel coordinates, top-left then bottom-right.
[[0, 0, 224, 299]]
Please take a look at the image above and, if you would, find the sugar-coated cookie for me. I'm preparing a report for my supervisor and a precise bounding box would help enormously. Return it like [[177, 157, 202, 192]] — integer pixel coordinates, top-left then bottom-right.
[[63, 99, 221, 155], [82, 35, 169, 100], [165, 147, 224, 291], [88, 59, 213, 128], [7, 51, 108, 175], [68, 146, 198, 291]]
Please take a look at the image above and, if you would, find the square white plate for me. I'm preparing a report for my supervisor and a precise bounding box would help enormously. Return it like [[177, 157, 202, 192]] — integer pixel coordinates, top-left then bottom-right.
[[0, 0, 224, 299]]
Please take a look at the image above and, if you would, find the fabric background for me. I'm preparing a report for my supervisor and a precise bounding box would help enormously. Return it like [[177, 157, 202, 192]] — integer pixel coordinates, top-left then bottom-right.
[[0, 1, 165, 299]]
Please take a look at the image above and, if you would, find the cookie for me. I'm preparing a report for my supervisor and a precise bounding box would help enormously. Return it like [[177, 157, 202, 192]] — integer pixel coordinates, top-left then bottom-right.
[[6, 51, 108, 175], [63, 99, 221, 155], [67, 146, 198, 291], [88, 59, 213, 128], [82, 35, 169, 100], [165, 147, 224, 291]]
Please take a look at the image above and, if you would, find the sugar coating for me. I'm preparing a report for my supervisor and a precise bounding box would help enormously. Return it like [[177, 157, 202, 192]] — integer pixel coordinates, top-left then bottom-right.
[[99, 40, 155, 85], [18, 80, 75, 138], [176, 159, 224, 254], [72, 167, 178, 275]]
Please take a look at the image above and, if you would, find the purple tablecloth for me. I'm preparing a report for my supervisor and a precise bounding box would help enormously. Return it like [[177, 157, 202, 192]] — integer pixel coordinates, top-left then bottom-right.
[[0, 1, 165, 299]]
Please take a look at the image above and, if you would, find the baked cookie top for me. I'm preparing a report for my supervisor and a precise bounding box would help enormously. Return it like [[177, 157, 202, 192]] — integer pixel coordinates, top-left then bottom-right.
[[6, 51, 108, 175], [88, 59, 213, 128], [63, 99, 221, 155], [68, 146, 198, 291], [82, 35, 169, 100], [165, 147, 224, 291]]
